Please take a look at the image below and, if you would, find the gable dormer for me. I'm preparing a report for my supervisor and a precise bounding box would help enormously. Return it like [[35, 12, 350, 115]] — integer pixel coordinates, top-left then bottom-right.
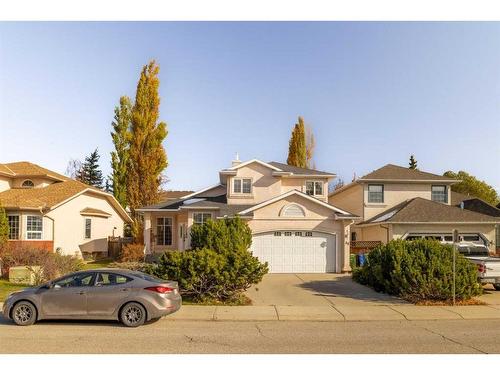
[[220, 158, 335, 205]]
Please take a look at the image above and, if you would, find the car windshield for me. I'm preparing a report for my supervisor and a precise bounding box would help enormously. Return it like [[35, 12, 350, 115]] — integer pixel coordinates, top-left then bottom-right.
[[458, 246, 489, 256], [131, 271, 167, 283]]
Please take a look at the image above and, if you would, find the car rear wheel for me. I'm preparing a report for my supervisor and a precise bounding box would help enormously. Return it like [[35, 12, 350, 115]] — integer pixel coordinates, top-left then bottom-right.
[[12, 301, 37, 326], [120, 302, 146, 327], [493, 284, 500, 291]]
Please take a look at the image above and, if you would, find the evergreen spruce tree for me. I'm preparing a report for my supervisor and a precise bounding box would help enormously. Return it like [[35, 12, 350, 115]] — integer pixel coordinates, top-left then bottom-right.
[[127, 60, 168, 240], [286, 116, 307, 168], [110, 96, 132, 208], [409, 155, 418, 170], [77, 148, 104, 188]]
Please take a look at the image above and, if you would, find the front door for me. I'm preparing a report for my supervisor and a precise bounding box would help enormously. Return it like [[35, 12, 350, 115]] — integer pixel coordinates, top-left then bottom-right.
[[86, 272, 133, 317], [40, 272, 95, 317]]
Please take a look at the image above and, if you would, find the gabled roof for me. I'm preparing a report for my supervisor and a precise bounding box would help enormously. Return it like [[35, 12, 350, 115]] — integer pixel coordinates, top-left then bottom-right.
[[359, 164, 458, 183], [267, 162, 335, 177], [80, 207, 112, 218], [358, 197, 500, 225], [221, 159, 282, 172], [237, 189, 358, 218], [0, 161, 68, 181], [0, 162, 131, 223], [158, 190, 194, 201]]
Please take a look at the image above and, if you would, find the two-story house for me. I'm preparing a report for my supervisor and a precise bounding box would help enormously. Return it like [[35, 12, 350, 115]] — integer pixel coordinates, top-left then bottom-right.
[[0, 162, 131, 257], [138, 158, 358, 273], [328, 164, 500, 253]]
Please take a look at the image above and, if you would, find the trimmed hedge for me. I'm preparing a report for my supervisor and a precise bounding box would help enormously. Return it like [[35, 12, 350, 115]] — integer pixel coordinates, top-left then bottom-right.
[[352, 239, 482, 302]]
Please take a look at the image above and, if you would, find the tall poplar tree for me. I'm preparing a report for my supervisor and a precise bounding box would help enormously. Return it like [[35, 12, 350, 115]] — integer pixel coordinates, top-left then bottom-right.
[[110, 96, 132, 208], [286, 116, 307, 168], [127, 60, 168, 239]]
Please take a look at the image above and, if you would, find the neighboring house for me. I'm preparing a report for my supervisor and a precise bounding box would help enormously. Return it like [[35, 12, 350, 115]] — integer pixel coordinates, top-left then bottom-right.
[[0, 162, 132, 257], [329, 164, 500, 253], [137, 158, 358, 273]]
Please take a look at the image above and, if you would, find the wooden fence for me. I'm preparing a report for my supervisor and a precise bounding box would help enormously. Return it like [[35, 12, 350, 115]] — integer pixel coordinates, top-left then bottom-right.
[[107, 236, 134, 259]]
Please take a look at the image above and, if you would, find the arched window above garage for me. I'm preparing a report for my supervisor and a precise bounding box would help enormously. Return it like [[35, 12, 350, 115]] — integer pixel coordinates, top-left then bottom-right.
[[280, 204, 306, 217]]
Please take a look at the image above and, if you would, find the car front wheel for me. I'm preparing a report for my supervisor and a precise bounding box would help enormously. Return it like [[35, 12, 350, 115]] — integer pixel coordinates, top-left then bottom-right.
[[494, 284, 500, 291], [12, 301, 37, 326], [120, 302, 146, 327]]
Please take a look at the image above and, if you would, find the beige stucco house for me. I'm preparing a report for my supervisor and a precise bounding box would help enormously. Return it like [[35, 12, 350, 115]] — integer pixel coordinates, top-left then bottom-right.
[[0, 162, 132, 257], [328, 164, 500, 253], [137, 158, 358, 273]]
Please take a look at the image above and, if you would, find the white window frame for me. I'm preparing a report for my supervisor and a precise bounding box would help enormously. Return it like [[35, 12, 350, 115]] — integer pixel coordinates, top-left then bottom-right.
[[156, 217, 173, 246], [26, 215, 43, 240], [431, 185, 448, 203], [232, 178, 252, 195], [193, 212, 213, 225], [84, 218, 92, 239], [7, 214, 20, 240], [305, 180, 324, 196], [368, 184, 384, 203]]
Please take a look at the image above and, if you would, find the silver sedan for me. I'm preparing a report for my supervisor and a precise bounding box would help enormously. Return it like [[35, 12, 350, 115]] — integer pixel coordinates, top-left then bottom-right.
[[3, 268, 181, 327]]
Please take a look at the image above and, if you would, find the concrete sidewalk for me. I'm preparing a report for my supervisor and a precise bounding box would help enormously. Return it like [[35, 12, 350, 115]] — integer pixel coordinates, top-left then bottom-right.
[[3, 299, 500, 323], [165, 303, 500, 322]]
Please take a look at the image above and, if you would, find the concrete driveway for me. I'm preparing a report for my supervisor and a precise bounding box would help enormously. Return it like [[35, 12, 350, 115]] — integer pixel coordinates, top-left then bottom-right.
[[245, 274, 405, 307]]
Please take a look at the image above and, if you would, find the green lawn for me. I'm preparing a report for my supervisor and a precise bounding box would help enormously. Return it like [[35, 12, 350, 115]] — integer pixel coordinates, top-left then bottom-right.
[[82, 258, 113, 270], [0, 279, 29, 302]]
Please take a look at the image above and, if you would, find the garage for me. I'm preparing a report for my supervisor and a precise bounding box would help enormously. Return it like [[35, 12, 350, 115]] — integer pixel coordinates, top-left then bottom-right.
[[250, 231, 337, 273]]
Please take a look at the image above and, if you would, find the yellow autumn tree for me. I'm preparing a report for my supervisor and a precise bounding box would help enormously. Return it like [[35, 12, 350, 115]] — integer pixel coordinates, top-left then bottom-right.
[[127, 60, 168, 240]]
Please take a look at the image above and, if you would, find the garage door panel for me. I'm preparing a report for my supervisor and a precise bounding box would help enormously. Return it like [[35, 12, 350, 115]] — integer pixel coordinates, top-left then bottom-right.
[[250, 231, 336, 273]]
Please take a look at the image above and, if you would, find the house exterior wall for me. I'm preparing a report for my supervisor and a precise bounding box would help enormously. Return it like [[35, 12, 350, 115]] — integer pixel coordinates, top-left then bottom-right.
[[328, 183, 364, 218], [0, 176, 11, 192], [362, 182, 451, 220], [49, 192, 125, 256], [226, 162, 330, 205], [11, 177, 55, 189], [247, 194, 351, 272]]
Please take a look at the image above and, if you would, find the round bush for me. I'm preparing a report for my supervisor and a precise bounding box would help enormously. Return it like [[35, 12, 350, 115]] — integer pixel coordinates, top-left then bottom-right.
[[352, 239, 482, 302]]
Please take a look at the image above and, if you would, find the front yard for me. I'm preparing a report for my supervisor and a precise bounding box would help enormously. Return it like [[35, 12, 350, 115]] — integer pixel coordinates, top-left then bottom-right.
[[0, 279, 29, 302]]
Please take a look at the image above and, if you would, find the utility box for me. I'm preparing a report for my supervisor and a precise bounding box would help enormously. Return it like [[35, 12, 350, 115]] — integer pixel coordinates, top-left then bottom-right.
[[9, 266, 41, 285]]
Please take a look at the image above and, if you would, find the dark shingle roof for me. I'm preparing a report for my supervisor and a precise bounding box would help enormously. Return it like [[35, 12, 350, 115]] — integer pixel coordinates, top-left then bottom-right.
[[359, 164, 457, 182], [158, 190, 194, 201], [268, 161, 334, 176], [360, 197, 500, 225]]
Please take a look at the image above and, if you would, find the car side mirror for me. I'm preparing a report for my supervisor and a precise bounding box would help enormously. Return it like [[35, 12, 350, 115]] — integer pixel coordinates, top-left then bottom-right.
[[52, 283, 61, 289]]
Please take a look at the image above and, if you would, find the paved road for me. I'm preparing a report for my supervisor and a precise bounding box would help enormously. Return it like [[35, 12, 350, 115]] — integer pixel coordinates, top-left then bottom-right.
[[1, 317, 500, 353]]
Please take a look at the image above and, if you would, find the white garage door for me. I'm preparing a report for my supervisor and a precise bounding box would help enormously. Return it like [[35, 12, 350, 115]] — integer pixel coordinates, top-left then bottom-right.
[[250, 231, 337, 273]]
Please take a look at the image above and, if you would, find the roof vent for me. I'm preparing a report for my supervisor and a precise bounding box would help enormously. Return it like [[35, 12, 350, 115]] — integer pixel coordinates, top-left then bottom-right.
[[231, 152, 241, 167]]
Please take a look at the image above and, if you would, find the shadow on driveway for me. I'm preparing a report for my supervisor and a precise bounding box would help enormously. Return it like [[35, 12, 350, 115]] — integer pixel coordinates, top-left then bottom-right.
[[297, 275, 405, 305]]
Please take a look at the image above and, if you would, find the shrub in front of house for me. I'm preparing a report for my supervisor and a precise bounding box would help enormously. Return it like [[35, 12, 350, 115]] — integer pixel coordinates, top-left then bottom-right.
[[150, 217, 268, 303], [0, 245, 84, 283], [119, 243, 145, 262], [352, 239, 482, 303], [109, 261, 149, 272]]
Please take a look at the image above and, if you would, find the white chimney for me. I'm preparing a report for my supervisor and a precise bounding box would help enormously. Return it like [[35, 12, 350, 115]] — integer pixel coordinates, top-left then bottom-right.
[[231, 152, 241, 167]]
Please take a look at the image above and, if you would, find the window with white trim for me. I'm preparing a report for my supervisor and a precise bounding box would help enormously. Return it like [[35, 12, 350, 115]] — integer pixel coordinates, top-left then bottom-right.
[[431, 185, 447, 203], [8, 215, 19, 240], [193, 212, 212, 225], [21, 180, 34, 188], [84, 218, 91, 239], [26, 215, 43, 239], [368, 184, 384, 203], [305, 181, 323, 196], [156, 217, 172, 246], [233, 178, 252, 194]]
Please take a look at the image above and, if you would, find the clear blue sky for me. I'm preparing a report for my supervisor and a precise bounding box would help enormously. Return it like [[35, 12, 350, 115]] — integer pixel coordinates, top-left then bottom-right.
[[1, 22, 499, 192]]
